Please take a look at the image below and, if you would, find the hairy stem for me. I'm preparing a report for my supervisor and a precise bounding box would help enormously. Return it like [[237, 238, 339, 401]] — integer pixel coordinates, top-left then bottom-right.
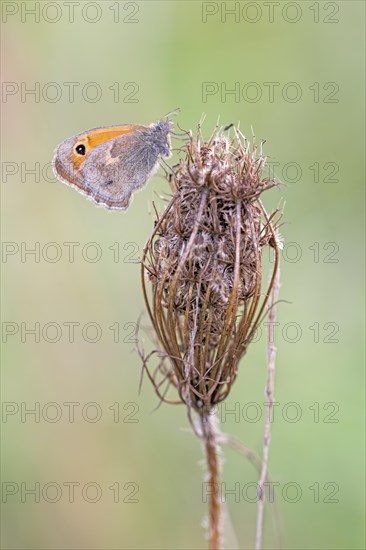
[[255, 266, 281, 550], [201, 412, 222, 550]]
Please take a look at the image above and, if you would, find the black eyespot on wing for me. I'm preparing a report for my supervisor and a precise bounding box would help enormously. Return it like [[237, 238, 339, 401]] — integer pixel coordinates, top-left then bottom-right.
[[75, 144, 86, 155]]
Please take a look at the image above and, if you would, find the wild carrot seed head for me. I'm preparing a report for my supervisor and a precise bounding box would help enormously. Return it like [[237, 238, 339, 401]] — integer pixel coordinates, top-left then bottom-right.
[[141, 126, 281, 416]]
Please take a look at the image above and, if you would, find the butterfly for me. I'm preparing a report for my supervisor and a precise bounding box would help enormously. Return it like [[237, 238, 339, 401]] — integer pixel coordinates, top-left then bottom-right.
[[52, 118, 173, 210]]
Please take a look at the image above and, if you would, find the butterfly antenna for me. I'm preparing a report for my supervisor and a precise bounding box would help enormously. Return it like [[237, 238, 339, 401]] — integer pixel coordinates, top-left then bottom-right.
[[162, 107, 181, 119]]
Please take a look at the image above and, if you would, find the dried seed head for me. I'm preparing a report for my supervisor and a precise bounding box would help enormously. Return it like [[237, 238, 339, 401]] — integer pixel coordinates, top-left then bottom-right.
[[141, 125, 281, 415]]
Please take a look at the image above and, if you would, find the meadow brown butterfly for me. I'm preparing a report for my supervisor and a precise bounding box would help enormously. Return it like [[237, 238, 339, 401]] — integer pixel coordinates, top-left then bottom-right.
[[52, 118, 173, 210]]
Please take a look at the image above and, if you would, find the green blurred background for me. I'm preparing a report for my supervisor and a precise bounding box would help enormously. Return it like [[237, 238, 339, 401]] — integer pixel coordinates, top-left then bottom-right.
[[1, 1, 365, 548]]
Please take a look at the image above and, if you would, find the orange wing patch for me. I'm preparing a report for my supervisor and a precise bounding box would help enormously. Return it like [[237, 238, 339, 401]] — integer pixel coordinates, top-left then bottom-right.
[[85, 125, 144, 147], [71, 125, 145, 170]]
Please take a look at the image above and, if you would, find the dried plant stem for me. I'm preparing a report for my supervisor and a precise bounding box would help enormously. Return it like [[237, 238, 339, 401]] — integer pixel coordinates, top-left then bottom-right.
[[201, 413, 222, 550], [219, 433, 283, 549], [255, 267, 281, 550]]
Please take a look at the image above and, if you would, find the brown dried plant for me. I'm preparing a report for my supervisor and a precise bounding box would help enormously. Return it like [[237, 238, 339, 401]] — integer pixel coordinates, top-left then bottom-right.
[[140, 124, 281, 549]]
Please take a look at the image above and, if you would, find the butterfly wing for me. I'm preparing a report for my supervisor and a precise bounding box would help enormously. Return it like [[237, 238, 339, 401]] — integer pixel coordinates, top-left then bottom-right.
[[80, 128, 160, 209], [52, 124, 151, 209]]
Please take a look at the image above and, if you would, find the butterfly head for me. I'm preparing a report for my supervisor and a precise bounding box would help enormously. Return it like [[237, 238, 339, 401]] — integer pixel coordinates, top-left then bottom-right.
[[151, 120, 174, 158]]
